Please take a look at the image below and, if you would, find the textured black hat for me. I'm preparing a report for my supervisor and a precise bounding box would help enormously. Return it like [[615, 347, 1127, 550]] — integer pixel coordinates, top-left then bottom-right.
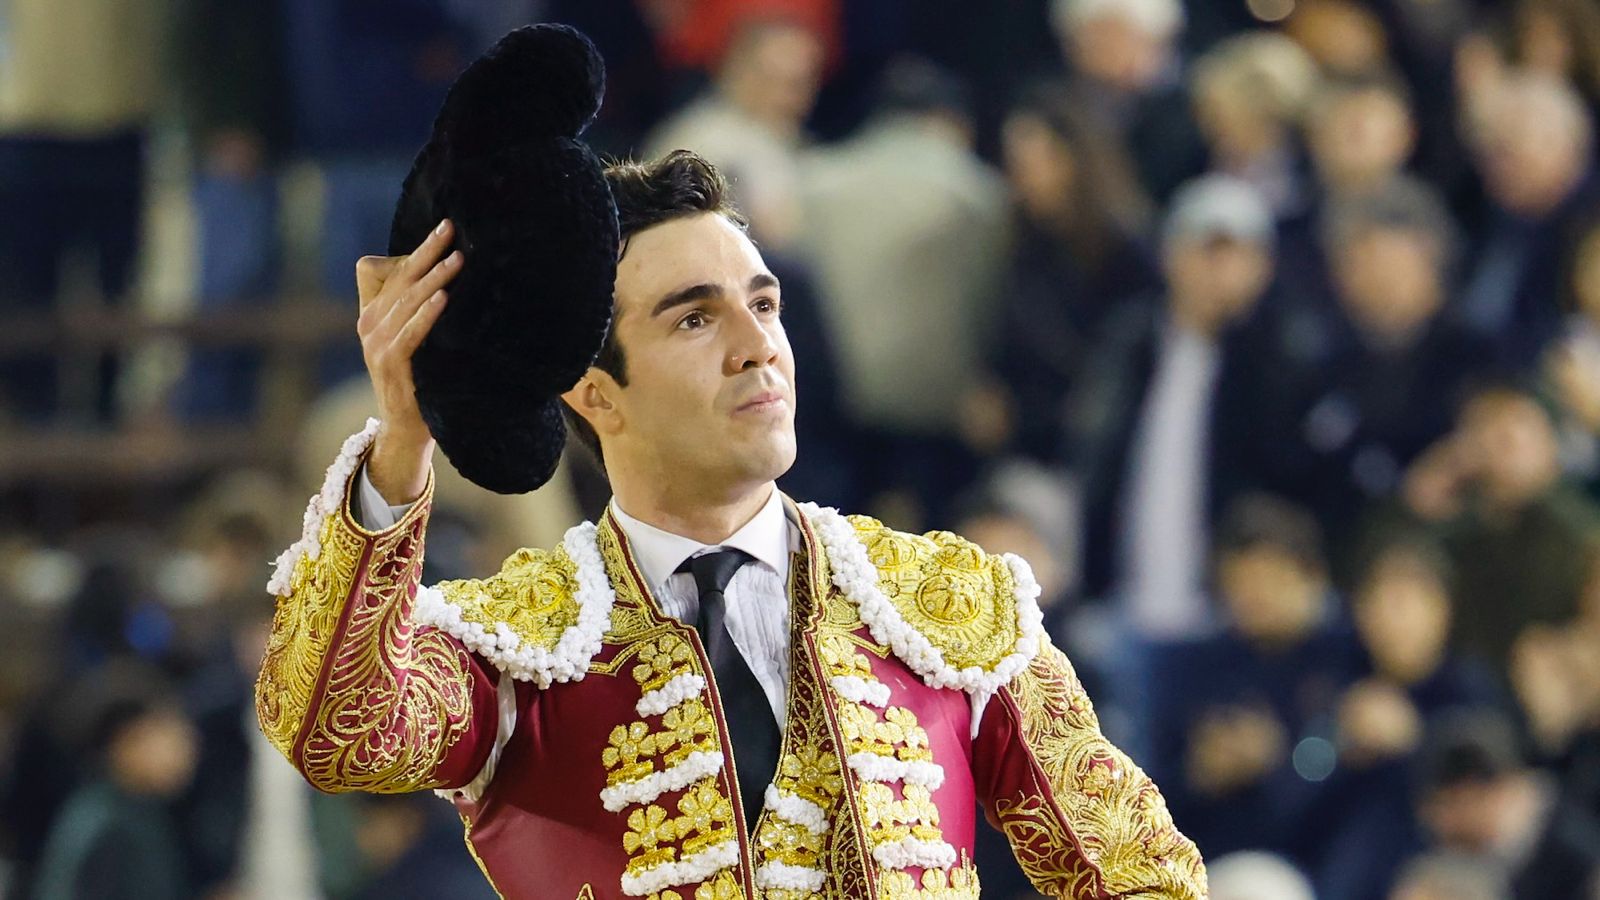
[[389, 24, 619, 494]]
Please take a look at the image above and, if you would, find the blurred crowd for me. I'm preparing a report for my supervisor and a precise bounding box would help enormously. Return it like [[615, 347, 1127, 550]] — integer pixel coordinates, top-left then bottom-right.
[[3, 0, 1600, 898]]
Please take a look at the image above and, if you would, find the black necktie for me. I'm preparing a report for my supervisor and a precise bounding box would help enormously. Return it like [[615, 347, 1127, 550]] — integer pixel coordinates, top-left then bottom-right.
[[679, 549, 781, 827]]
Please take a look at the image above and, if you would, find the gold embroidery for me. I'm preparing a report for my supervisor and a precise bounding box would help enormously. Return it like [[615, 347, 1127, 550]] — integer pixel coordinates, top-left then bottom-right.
[[256, 470, 474, 793], [746, 512, 877, 898], [633, 634, 698, 693], [1001, 644, 1207, 899], [590, 514, 745, 894], [433, 544, 583, 650], [877, 855, 981, 900], [258, 511, 365, 754], [576, 886, 595, 900], [845, 516, 1021, 673], [622, 783, 737, 877]]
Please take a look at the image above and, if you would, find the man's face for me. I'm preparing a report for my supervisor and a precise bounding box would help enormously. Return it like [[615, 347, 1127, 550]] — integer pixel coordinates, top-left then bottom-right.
[[1334, 226, 1442, 341], [577, 213, 797, 497], [1164, 235, 1273, 331], [1310, 90, 1414, 191]]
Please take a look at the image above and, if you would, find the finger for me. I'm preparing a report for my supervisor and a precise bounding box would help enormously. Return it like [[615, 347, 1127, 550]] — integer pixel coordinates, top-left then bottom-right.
[[393, 219, 454, 290], [378, 251, 462, 336], [392, 290, 449, 356], [356, 255, 403, 309]]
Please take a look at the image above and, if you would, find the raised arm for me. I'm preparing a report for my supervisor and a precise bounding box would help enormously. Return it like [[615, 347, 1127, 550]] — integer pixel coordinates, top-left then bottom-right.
[[255, 222, 501, 794]]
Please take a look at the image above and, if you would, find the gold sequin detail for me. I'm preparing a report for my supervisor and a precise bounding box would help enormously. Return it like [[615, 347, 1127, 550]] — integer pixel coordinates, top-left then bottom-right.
[[633, 634, 698, 693], [621, 783, 737, 877], [845, 516, 1021, 673], [433, 544, 583, 650]]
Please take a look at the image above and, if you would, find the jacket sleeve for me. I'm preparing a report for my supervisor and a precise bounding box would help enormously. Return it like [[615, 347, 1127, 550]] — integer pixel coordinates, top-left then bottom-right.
[[254, 423, 501, 793], [972, 634, 1207, 899]]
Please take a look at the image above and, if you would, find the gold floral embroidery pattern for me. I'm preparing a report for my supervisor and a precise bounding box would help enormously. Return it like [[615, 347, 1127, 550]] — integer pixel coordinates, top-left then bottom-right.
[[623, 782, 737, 876], [432, 545, 583, 649], [877, 857, 980, 900], [258, 509, 366, 755], [602, 698, 721, 788], [845, 517, 1021, 673], [593, 515, 747, 896], [633, 634, 698, 693], [258, 476, 475, 793], [1001, 644, 1207, 899]]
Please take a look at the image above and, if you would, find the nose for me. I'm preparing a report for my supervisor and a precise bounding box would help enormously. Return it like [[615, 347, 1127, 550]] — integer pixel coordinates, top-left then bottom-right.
[[725, 305, 780, 374]]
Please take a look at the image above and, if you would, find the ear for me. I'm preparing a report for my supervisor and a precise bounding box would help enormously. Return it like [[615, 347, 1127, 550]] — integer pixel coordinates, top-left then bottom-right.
[[561, 369, 622, 435]]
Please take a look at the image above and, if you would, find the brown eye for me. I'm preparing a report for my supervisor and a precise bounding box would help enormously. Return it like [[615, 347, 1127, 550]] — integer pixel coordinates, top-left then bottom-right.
[[678, 311, 707, 330]]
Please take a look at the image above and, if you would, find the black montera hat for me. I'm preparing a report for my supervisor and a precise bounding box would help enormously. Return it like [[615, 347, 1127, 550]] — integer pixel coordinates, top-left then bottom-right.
[[388, 24, 619, 494]]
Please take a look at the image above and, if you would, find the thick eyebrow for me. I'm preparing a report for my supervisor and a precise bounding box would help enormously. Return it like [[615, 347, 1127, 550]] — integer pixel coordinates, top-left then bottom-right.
[[650, 273, 781, 318]]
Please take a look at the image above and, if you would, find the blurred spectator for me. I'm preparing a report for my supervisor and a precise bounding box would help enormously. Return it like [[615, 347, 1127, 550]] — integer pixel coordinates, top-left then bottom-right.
[[0, 0, 163, 423], [1390, 851, 1510, 900], [1284, 0, 1394, 80], [1458, 73, 1598, 369], [797, 59, 1007, 526], [1071, 175, 1277, 625], [1508, 620, 1600, 812], [1141, 495, 1364, 860], [1277, 178, 1491, 552], [1402, 384, 1600, 676], [1507, 0, 1600, 116], [1306, 74, 1419, 202], [31, 668, 198, 900], [1206, 851, 1316, 900], [982, 85, 1159, 466], [1191, 33, 1321, 219], [1547, 219, 1600, 499], [1281, 72, 1420, 310], [1416, 710, 1600, 899], [648, 15, 827, 247], [1048, 0, 1206, 202], [168, 0, 292, 421], [1308, 534, 1504, 899]]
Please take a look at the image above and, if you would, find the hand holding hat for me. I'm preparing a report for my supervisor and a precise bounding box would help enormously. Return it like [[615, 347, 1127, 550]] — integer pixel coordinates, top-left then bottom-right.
[[387, 24, 620, 494]]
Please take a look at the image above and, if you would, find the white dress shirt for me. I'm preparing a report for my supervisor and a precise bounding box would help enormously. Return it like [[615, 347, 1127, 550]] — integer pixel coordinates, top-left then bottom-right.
[[1119, 321, 1220, 639], [353, 467, 989, 737]]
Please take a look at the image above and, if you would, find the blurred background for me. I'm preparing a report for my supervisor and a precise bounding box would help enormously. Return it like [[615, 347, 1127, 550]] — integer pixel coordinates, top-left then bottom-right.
[[2, 0, 1599, 898]]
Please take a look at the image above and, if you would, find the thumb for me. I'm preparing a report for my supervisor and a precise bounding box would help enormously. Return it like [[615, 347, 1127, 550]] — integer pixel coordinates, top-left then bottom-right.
[[356, 255, 404, 309]]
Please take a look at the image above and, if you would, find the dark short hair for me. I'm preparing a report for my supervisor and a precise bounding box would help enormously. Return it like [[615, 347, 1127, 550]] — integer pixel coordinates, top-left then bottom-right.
[[1215, 492, 1326, 575], [560, 150, 748, 472]]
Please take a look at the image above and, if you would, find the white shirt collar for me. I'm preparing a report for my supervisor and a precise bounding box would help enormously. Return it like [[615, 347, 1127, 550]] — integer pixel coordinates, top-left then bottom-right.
[[608, 487, 791, 592]]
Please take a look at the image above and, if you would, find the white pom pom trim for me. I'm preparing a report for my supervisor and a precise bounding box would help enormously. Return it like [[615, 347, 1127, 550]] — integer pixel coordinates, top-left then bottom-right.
[[413, 520, 617, 688], [799, 503, 1045, 697], [871, 836, 958, 871], [598, 751, 724, 813], [763, 784, 829, 835], [267, 418, 381, 597], [619, 837, 739, 896], [829, 675, 890, 708], [636, 673, 707, 718], [754, 861, 827, 892], [844, 752, 946, 791]]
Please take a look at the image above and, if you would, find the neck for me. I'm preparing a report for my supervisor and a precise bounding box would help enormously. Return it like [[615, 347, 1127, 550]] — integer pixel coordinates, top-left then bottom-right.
[[612, 477, 777, 545]]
